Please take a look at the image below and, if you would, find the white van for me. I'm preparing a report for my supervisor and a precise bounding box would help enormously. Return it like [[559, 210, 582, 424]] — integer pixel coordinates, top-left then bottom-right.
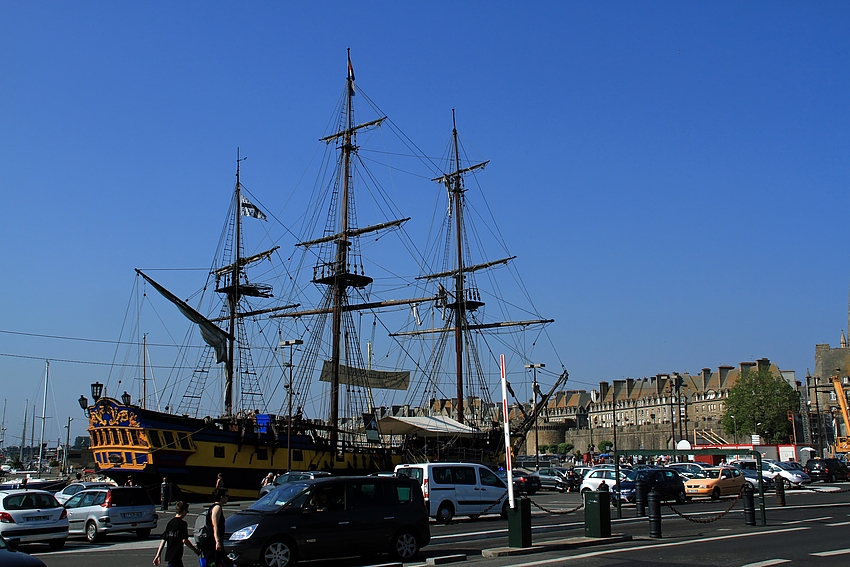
[[394, 462, 510, 523]]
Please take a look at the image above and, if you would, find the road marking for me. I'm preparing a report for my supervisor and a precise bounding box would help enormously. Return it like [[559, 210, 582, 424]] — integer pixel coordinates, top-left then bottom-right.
[[825, 520, 850, 526], [781, 516, 831, 524], [811, 548, 850, 557], [739, 561, 790, 567], [497, 527, 810, 567]]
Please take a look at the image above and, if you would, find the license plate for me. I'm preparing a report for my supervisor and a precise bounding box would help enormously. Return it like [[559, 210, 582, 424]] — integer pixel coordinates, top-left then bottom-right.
[[686, 489, 698, 493], [25, 515, 50, 522], [122, 512, 142, 518]]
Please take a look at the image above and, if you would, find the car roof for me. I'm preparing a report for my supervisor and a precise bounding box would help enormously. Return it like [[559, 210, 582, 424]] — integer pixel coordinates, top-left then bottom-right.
[[0, 489, 55, 496]]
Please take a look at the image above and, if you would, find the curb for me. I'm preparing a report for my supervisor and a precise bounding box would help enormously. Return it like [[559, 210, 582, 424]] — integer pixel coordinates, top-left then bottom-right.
[[481, 534, 633, 557]]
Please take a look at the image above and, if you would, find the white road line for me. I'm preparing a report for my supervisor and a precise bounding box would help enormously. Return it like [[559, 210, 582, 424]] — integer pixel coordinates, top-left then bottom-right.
[[781, 515, 831, 524], [739, 560, 790, 567], [811, 548, 850, 557], [494, 527, 810, 567], [825, 520, 850, 526]]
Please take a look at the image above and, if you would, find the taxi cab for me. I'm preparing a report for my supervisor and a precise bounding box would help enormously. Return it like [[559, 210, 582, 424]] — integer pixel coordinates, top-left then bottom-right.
[[684, 466, 746, 500]]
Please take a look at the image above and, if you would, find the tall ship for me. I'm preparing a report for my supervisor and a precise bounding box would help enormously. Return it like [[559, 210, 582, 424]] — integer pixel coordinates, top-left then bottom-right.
[[79, 53, 561, 498]]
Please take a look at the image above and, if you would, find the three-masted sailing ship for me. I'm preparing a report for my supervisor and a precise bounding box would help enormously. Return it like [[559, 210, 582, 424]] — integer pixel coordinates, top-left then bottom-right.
[[79, 53, 558, 498]]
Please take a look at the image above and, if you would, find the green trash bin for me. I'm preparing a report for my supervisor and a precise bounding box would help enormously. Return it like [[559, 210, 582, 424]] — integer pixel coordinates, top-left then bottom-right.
[[584, 490, 611, 538], [507, 497, 532, 547]]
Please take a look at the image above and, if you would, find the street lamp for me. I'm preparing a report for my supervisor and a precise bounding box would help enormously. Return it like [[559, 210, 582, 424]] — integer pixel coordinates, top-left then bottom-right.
[[281, 339, 303, 473], [730, 414, 738, 443], [64, 417, 73, 474], [121, 391, 132, 406], [525, 363, 545, 471], [755, 422, 762, 443]]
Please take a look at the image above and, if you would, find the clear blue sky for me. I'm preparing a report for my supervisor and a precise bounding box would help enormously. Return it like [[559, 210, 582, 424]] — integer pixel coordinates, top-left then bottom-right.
[[2, 2, 849, 446]]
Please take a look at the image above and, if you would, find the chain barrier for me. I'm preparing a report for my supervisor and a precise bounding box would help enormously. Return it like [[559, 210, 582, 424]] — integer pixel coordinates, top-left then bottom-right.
[[528, 496, 585, 515], [664, 491, 741, 524]]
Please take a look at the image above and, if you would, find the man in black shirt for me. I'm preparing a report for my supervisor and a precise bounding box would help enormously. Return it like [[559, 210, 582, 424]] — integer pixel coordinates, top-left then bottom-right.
[[153, 501, 199, 567]]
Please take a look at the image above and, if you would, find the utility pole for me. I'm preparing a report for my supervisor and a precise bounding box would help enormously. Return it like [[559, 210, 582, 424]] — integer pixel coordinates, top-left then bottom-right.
[[525, 363, 545, 471], [0, 399, 6, 452]]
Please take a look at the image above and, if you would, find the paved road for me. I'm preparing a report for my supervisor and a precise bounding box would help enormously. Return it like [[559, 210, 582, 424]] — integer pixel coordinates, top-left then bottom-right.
[[24, 483, 850, 566]]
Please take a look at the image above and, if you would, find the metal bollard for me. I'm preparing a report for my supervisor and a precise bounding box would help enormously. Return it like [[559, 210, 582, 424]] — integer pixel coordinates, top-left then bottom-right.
[[635, 480, 646, 517], [647, 489, 662, 538], [742, 483, 756, 526], [774, 476, 786, 506]]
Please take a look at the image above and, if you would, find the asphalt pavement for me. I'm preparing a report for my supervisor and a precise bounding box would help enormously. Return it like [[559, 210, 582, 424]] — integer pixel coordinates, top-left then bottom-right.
[[24, 482, 850, 567]]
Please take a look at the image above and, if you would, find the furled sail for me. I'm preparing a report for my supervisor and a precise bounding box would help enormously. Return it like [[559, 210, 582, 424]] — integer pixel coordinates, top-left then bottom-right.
[[135, 269, 233, 363]]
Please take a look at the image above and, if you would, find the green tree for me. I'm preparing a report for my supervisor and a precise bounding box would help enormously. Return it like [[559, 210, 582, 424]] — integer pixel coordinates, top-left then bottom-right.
[[598, 439, 613, 453], [537, 444, 549, 454], [558, 442, 574, 456], [723, 365, 799, 444]]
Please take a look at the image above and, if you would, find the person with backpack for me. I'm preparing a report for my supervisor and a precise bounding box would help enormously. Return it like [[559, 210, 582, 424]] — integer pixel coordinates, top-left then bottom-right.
[[200, 488, 230, 567], [153, 501, 199, 567]]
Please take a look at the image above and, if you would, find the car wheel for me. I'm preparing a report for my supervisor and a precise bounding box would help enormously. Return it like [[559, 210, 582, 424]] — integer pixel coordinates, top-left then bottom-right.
[[86, 520, 100, 543], [675, 490, 687, 504], [581, 487, 590, 494], [436, 502, 454, 524], [711, 487, 721, 500], [262, 537, 297, 567], [136, 528, 151, 539], [390, 530, 419, 561], [49, 538, 66, 551], [500, 500, 510, 519]]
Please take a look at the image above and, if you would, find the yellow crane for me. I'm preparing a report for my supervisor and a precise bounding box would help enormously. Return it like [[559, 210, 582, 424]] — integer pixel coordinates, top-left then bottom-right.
[[831, 375, 850, 454]]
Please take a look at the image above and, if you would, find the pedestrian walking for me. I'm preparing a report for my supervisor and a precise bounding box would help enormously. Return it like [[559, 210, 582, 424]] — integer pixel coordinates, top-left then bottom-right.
[[214, 473, 224, 490], [200, 488, 230, 567], [161, 477, 172, 511], [153, 501, 199, 567]]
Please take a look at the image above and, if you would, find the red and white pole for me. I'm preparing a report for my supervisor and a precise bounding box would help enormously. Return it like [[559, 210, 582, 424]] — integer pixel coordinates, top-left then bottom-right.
[[500, 353, 515, 508]]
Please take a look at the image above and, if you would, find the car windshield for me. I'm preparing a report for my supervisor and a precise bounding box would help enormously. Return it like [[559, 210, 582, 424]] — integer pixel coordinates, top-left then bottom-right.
[[250, 482, 310, 511], [623, 470, 653, 482], [775, 462, 796, 471]]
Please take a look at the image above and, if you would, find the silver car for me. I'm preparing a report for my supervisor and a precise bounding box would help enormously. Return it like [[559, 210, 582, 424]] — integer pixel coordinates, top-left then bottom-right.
[[0, 490, 68, 550], [54, 482, 116, 505], [64, 487, 157, 542]]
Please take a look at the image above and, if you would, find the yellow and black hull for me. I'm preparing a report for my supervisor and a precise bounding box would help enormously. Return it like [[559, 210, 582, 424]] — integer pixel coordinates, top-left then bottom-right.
[[86, 397, 404, 499]]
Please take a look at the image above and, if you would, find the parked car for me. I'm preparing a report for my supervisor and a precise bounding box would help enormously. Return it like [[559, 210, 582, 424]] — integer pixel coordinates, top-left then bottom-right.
[[54, 481, 117, 505], [667, 462, 713, 480], [805, 458, 849, 482], [395, 462, 509, 522], [64, 486, 157, 542], [614, 468, 687, 504], [731, 459, 811, 488], [259, 471, 332, 497], [535, 467, 569, 490], [495, 470, 542, 495], [225, 475, 430, 566], [684, 467, 746, 500], [738, 467, 776, 491], [0, 490, 68, 550], [579, 468, 626, 493], [0, 535, 46, 567]]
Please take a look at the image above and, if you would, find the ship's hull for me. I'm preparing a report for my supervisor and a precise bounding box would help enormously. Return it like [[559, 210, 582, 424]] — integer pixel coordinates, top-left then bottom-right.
[[86, 398, 404, 499]]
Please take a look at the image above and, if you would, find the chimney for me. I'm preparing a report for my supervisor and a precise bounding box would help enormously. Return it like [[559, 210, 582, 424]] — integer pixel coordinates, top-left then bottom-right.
[[756, 358, 771, 372], [599, 381, 609, 398], [718, 365, 734, 385], [740, 361, 757, 375], [701, 368, 711, 389]]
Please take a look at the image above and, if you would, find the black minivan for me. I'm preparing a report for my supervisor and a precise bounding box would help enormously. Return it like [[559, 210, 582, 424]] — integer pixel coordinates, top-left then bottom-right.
[[224, 475, 429, 567], [805, 458, 849, 482]]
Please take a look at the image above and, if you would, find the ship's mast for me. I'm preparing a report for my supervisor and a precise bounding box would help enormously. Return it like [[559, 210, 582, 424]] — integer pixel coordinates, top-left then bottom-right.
[[450, 111, 467, 424], [225, 151, 245, 417]]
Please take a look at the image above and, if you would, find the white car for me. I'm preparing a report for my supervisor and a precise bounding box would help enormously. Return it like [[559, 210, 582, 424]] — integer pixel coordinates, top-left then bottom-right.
[[0, 489, 68, 550], [53, 482, 116, 505], [579, 468, 626, 493]]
